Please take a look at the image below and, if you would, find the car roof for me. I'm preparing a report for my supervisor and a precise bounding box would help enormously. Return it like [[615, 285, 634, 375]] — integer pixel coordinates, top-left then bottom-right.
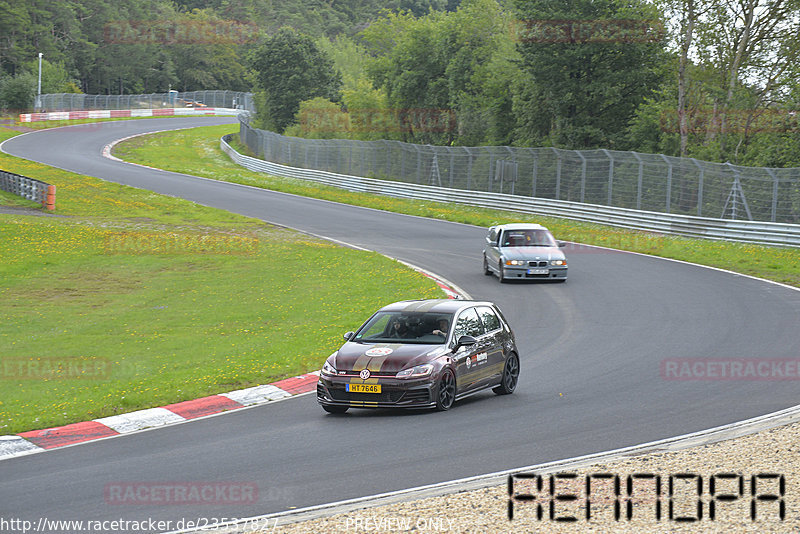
[[492, 223, 548, 231], [378, 299, 496, 314]]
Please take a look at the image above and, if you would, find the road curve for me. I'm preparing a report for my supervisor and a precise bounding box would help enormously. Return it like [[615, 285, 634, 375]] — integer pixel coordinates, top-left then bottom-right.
[[2, 117, 800, 531]]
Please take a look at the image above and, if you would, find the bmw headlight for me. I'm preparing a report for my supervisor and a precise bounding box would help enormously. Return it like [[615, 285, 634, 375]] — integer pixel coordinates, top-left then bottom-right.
[[396, 363, 434, 378], [550, 259, 566, 266], [505, 260, 524, 266]]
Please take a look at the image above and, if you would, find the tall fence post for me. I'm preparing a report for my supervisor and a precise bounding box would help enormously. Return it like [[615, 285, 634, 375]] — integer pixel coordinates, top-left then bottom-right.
[[632, 152, 644, 210], [692, 158, 704, 217], [487, 150, 495, 193], [551, 148, 562, 200], [660, 154, 673, 213], [448, 149, 455, 188], [464, 147, 473, 190], [415, 145, 423, 184], [767, 168, 779, 222], [602, 149, 613, 205], [578, 152, 587, 203]]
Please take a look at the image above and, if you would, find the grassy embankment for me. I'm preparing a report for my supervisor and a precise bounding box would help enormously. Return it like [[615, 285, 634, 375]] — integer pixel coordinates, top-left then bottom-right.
[[0, 123, 443, 434], [116, 124, 800, 288]]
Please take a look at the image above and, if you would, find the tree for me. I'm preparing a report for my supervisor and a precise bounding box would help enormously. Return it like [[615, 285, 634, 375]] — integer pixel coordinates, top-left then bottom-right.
[[166, 10, 250, 92], [694, 0, 800, 161], [248, 27, 342, 132], [644, 0, 800, 163], [361, 10, 445, 143], [513, 0, 668, 149], [21, 58, 81, 94], [284, 97, 348, 139], [342, 79, 401, 141], [0, 72, 36, 110], [360, 0, 517, 145]]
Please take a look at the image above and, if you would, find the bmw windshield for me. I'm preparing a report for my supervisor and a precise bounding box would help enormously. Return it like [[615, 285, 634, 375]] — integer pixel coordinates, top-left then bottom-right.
[[501, 229, 557, 247]]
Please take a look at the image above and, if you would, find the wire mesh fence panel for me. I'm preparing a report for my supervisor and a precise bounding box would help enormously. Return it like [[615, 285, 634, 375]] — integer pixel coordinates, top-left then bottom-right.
[[238, 120, 800, 224], [33, 90, 800, 223]]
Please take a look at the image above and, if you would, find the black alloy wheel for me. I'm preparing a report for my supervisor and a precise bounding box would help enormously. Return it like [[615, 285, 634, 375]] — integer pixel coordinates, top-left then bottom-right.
[[493, 353, 519, 395], [435, 369, 456, 411]]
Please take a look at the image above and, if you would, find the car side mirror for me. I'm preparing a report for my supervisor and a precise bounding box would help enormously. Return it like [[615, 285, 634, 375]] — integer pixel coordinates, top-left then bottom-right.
[[558, 241, 566, 248], [343, 331, 355, 341], [454, 335, 477, 349]]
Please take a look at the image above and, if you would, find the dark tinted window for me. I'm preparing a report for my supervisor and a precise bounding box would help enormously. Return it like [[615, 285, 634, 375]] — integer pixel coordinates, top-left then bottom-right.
[[355, 311, 452, 344], [454, 308, 484, 338], [477, 306, 501, 332]]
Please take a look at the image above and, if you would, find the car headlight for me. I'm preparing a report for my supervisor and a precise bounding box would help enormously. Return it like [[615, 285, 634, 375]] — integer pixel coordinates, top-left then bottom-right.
[[505, 259, 524, 266], [396, 363, 434, 378], [550, 259, 566, 266], [321, 357, 338, 377]]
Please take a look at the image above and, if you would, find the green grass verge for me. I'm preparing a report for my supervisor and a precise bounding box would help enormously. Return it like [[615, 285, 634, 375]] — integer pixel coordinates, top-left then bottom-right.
[[115, 125, 800, 288], [0, 125, 442, 434]]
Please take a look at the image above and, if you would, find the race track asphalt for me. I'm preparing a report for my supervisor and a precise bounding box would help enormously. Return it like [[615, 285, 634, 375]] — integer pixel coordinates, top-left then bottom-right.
[[2, 117, 799, 531]]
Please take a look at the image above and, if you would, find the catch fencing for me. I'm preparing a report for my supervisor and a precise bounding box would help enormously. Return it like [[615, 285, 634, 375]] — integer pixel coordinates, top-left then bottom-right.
[[33, 90, 800, 228], [0, 170, 55, 210], [239, 120, 800, 225], [38, 91, 254, 113], [225, 133, 800, 247]]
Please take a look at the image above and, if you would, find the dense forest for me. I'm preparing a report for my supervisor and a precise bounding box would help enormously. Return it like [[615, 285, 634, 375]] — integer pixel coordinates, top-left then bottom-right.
[[1, 0, 798, 167]]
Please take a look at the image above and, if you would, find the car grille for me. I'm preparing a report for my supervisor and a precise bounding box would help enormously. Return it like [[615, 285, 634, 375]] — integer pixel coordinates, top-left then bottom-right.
[[340, 370, 398, 377], [328, 388, 405, 403], [528, 260, 548, 267]]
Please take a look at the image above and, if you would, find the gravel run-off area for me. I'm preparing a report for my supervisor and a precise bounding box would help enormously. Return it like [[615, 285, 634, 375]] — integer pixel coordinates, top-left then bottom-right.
[[265, 420, 799, 533]]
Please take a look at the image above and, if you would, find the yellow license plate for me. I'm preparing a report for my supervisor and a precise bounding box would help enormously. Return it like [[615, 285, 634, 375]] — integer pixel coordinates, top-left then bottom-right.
[[347, 383, 381, 393]]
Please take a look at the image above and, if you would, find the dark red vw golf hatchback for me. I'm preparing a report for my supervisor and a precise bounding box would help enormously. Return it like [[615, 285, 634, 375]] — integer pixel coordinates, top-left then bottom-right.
[[317, 299, 519, 414]]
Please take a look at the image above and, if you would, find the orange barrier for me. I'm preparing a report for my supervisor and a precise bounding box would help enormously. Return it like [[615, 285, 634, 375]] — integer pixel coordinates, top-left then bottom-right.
[[44, 185, 56, 211]]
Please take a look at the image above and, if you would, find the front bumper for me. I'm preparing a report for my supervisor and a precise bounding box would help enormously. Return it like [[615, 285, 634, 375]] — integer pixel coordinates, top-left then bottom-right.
[[317, 375, 436, 409], [501, 265, 567, 280]]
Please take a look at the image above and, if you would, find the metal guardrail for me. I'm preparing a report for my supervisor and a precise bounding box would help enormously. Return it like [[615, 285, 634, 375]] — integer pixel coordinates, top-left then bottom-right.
[[0, 170, 55, 209], [20, 108, 245, 123], [221, 134, 800, 247], [39, 91, 255, 113]]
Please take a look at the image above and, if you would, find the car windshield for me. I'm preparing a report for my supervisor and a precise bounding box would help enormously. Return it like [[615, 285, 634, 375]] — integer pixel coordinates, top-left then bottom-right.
[[353, 311, 453, 344], [501, 229, 556, 247]]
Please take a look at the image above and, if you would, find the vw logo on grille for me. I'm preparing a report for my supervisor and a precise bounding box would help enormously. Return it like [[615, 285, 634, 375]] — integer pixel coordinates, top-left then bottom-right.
[[360, 369, 371, 380]]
